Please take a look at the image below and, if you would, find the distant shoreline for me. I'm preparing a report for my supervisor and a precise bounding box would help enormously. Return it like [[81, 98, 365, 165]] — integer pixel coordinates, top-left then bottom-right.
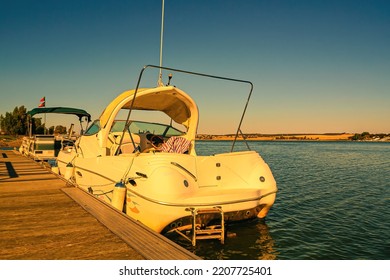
[[196, 133, 390, 142]]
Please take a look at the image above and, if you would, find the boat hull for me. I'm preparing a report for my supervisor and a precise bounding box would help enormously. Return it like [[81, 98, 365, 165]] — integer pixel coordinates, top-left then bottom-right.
[[58, 150, 277, 233]]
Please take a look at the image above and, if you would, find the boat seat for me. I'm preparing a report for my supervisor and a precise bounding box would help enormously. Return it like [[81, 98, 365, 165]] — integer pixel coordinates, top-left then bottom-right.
[[110, 133, 140, 155], [120, 142, 138, 154]]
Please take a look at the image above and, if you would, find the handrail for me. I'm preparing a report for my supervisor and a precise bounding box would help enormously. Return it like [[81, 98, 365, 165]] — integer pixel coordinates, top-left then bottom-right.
[[171, 161, 197, 182]]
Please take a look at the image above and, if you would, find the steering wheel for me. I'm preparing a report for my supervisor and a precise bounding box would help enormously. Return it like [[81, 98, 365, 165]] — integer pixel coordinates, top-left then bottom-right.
[[147, 134, 164, 148]]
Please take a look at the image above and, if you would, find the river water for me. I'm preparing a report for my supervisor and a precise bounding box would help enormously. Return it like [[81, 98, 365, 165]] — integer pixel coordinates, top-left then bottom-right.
[[166, 141, 390, 260]]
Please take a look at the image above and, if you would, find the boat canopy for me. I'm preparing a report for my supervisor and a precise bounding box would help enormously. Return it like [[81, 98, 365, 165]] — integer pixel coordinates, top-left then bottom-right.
[[99, 86, 199, 134], [27, 107, 91, 122]]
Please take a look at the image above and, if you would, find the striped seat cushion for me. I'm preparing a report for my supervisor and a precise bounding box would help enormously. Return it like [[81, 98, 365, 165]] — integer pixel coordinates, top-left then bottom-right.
[[160, 136, 190, 154]]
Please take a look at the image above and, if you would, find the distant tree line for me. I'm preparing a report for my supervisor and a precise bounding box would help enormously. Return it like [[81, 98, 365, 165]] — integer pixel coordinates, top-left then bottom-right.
[[0, 106, 67, 136], [0, 106, 29, 135], [350, 132, 390, 141], [351, 132, 370, 140]]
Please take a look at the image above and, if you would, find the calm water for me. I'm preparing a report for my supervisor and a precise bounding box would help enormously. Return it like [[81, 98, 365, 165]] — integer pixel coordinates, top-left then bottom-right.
[[166, 141, 390, 260]]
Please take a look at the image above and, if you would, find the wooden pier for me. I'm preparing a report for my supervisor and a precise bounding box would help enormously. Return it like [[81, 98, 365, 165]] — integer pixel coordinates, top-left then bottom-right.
[[0, 149, 200, 260]]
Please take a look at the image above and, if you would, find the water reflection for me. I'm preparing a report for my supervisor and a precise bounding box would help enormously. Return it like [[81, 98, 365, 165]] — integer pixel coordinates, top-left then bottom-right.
[[165, 219, 278, 260], [253, 221, 278, 260]]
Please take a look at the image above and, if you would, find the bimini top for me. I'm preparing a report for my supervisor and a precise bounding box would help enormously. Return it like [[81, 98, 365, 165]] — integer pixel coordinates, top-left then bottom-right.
[[99, 86, 199, 138], [27, 107, 91, 122]]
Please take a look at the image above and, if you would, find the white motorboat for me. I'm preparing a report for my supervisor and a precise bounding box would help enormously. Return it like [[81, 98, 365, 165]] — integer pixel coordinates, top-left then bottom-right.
[[19, 107, 91, 161], [57, 65, 277, 242]]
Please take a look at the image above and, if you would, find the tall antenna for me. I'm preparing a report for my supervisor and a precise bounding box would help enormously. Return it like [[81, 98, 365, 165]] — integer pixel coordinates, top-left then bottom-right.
[[158, 0, 165, 86]]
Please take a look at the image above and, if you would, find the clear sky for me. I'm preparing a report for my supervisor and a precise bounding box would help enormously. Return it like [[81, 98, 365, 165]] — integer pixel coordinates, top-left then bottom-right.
[[1, 0, 389, 134]]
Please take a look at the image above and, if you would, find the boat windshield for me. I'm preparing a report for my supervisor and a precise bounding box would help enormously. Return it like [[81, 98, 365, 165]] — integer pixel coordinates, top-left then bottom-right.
[[84, 120, 101, 136], [85, 119, 185, 137], [110, 120, 185, 137]]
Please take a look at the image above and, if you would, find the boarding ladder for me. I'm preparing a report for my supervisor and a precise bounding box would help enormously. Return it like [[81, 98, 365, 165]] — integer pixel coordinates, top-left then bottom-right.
[[185, 206, 225, 246]]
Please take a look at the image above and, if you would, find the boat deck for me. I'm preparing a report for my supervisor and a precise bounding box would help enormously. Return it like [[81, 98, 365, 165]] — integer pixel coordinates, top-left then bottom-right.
[[0, 149, 200, 260]]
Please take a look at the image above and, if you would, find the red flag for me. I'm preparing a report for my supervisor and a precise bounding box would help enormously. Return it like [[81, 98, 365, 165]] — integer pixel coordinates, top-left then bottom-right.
[[38, 97, 45, 107]]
